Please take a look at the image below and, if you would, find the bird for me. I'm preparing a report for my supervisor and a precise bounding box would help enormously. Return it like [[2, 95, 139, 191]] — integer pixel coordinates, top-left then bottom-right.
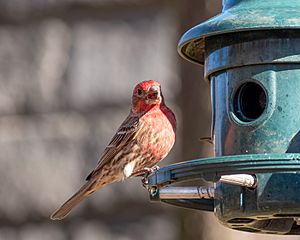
[[50, 80, 176, 220]]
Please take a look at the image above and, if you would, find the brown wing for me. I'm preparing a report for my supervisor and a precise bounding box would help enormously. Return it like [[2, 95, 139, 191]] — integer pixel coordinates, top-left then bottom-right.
[[86, 113, 141, 180]]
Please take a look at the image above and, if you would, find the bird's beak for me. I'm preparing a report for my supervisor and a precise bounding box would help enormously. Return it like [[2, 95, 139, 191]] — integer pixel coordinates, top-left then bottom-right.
[[145, 89, 161, 105]]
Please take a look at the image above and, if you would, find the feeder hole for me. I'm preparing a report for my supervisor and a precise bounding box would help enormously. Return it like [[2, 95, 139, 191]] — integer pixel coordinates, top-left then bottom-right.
[[233, 82, 266, 122]]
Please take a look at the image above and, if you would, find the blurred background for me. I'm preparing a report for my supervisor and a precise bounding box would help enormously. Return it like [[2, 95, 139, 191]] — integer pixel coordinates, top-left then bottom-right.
[[0, 0, 299, 239]]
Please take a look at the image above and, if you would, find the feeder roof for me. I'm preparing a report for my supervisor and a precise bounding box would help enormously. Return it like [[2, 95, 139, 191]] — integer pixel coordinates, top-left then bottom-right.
[[178, 0, 300, 65]]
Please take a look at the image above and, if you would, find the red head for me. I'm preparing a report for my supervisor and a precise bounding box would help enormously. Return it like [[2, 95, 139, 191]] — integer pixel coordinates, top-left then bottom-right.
[[132, 80, 164, 113]]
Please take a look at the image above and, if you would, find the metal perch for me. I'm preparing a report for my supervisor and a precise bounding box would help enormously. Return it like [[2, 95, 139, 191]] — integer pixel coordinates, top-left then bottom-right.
[[158, 174, 256, 200]]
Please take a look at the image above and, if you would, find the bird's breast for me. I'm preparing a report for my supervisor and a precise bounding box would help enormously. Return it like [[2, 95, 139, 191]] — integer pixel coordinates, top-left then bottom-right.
[[137, 110, 175, 162]]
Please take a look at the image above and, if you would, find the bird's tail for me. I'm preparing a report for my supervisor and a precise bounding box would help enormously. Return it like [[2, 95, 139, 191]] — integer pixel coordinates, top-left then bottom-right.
[[50, 180, 96, 220]]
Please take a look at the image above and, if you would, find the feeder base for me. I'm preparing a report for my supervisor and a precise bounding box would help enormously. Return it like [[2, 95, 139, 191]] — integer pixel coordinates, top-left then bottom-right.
[[146, 153, 300, 234]]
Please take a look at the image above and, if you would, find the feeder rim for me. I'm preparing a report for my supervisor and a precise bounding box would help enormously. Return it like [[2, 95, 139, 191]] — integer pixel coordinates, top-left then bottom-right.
[[178, 27, 300, 66], [146, 153, 300, 188]]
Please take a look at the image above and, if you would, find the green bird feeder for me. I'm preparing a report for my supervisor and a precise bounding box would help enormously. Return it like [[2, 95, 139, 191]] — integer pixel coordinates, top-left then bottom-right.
[[145, 0, 300, 235]]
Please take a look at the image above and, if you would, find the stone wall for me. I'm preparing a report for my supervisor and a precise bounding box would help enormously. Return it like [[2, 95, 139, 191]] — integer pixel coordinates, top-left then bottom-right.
[[0, 1, 181, 239]]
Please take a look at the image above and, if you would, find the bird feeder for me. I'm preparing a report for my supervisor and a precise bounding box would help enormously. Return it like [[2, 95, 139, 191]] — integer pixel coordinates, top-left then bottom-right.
[[145, 0, 300, 234]]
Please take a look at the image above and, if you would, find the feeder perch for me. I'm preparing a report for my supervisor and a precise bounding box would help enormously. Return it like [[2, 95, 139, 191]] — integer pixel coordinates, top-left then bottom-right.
[[145, 0, 300, 235]]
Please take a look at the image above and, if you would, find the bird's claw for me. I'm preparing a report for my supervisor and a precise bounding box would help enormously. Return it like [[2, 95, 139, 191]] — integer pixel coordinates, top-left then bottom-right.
[[132, 165, 160, 188], [147, 165, 160, 173], [132, 165, 160, 177], [141, 177, 148, 187]]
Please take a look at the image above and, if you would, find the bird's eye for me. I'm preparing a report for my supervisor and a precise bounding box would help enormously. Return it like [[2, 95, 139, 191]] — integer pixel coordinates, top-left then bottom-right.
[[137, 89, 142, 96]]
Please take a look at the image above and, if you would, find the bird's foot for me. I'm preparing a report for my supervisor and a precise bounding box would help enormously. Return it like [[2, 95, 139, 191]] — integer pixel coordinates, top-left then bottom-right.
[[132, 165, 160, 177], [132, 165, 160, 186]]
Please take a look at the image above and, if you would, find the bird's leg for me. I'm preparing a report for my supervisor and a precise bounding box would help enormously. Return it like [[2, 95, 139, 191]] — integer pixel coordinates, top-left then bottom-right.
[[131, 165, 160, 177], [131, 165, 160, 186]]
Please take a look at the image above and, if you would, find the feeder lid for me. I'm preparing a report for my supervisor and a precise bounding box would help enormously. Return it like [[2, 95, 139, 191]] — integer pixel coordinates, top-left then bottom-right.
[[178, 0, 300, 65]]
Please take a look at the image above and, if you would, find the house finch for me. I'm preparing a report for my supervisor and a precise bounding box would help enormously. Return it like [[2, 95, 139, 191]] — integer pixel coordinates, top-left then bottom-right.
[[50, 80, 176, 220]]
